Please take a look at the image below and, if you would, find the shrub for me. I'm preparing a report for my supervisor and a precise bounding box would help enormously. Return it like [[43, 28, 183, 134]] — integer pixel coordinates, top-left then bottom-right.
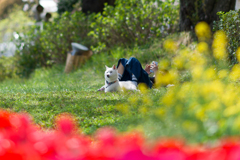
[[0, 56, 18, 81], [213, 10, 240, 65], [57, 0, 79, 15], [40, 11, 94, 64], [15, 0, 180, 76], [89, 0, 179, 52], [15, 25, 50, 78], [15, 11, 95, 77], [0, 5, 33, 43]]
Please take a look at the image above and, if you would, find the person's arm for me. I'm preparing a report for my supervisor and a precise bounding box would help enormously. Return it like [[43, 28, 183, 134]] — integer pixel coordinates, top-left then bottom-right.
[[144, 64, 151, 75], [151, 62, 158, 77]]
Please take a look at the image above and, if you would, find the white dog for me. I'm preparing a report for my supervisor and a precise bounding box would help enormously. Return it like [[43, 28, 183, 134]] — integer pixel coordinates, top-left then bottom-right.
[[104, 65, 137, 92]]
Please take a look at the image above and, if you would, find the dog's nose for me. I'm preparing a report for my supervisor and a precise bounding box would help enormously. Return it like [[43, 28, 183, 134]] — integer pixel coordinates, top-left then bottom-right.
[[107, 75, 110, 78]]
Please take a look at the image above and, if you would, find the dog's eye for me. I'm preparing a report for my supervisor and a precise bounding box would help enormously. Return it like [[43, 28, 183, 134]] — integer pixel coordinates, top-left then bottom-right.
[[110, 71, 112, 73]]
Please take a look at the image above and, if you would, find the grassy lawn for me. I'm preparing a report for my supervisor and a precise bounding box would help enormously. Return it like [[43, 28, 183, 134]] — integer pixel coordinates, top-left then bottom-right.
[[0, 39, 237, 144], [0, 59, 195, 143], [0, 50, 181, 141], [0, 64, 148, 134]]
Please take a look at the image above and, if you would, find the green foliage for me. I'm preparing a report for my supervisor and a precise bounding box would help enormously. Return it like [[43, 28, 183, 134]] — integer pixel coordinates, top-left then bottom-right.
[[15, 11, 94, 77], [57, 0, 80, 15], [40, 11, 94, 63], [213, 10, 240, 64], [15, 26, 50, 78], [89, 0, 179, 52], [15, 0, 180, 77], [0, 5, 33, 42], [0, 5, 33, 80], [0, 56, 19, 81]]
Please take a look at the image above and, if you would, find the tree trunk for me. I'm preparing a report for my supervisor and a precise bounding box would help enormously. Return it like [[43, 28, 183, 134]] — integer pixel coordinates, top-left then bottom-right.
[[180, 0, 236, 31], [81, 0, 115, 14]]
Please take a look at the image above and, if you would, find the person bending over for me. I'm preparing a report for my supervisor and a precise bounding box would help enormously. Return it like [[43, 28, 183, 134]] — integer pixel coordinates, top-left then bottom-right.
[[98, 57, 158, 91]]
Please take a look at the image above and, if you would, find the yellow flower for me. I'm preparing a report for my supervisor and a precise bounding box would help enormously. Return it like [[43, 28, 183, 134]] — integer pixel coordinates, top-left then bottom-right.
[[229, 64, 240, 81], [236, 47, 240, 62], [139, 106, 148, 114], [218, 69, 228, 79], [195, 108, 205, 121], [191, 66, 204, 80], [210, 80, 224, 95], [138, 83, 148, 94], [163, 39, 178, 52], [195, 21, 211, 41], [197, 42, 209, 53], [179, 48, 191, 58], [221, 84, 236, 106], [162, 89, 175, 106], [203, 67, 217, 81], [190, 53, 206, 67], [224, 103, 240, 117], [155, 108, 166, 117], [178, 82, 191, 100], [159, 59, 170, 70], [172, 56, 185, 69], [212, 30, 227, 60], [116, 104, 129, 114], [155, 70, 178, 87], [200, 80, 224, 98], [205, 100, 221, 111], [222, 92, 235, 106], [201, 83, 211, 96]]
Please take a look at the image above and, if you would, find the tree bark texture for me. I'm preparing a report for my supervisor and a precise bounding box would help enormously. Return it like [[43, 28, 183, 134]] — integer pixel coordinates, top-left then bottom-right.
[[180, 0, 236, 31], [81, 0, 115, 14]]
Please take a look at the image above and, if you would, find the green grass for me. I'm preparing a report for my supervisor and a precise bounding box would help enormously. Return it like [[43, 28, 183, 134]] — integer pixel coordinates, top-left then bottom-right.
[[0, 40, 205, 142], [0, 63, 186, 141], [0, 65, 127, 132], [0, 51, 158, 135]]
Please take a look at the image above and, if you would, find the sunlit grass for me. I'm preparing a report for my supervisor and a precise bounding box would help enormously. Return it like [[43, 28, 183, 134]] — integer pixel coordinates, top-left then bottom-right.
[[1, 27, 240, 144]]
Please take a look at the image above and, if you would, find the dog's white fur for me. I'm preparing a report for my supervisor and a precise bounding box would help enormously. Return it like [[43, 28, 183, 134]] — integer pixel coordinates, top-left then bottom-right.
[[104, 65, 137, 92]]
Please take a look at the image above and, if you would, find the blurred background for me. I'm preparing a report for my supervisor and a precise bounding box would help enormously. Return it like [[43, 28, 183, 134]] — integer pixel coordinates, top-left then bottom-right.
[[0, 0, 57, 57]]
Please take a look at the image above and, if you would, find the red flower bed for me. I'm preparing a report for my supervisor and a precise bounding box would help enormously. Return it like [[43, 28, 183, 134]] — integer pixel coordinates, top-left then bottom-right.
[[0, 110, 239, 160]]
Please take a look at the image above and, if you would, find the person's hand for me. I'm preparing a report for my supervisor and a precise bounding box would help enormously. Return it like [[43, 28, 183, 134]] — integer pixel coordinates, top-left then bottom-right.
[[151, 62, 158, 75], [144, 64, 151, 75]]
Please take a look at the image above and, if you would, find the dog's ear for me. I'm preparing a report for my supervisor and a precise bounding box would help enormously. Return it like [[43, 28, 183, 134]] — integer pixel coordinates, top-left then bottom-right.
[[105, 65, 109, 69], [112, 65, 116, 70]]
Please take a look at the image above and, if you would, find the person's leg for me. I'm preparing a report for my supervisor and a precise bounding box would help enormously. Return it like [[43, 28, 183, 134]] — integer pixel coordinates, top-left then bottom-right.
[[117, 62, 124, 75], [117, 60, 137, 86], [125, 57, 153, 88], [117, 58, 132, 81], [131, 74, 138, 86], [116, 57, 152, 88], [117, 62, 124, 81]]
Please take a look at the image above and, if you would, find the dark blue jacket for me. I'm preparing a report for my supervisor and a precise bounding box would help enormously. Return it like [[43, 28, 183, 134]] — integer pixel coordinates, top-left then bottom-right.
[[117, 57, 153, 88]]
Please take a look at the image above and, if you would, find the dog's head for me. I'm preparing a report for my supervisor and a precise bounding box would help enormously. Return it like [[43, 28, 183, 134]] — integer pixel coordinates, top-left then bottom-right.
[[105, 65, 118, 82]]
